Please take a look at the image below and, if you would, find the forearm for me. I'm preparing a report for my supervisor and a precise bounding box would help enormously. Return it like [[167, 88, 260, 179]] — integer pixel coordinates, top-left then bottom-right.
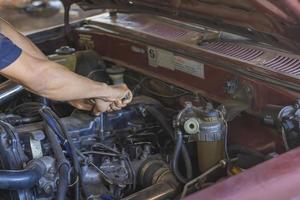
[[2, 51, 113, 101], [36, 61, 112, 101]]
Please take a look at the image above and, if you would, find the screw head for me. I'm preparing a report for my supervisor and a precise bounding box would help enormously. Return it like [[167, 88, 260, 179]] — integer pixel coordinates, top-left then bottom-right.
[[44, 185, 52, 193]]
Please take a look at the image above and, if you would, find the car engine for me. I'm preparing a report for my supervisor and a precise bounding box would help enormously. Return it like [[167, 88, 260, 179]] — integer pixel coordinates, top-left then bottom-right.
[[0, 47, 298, 200]]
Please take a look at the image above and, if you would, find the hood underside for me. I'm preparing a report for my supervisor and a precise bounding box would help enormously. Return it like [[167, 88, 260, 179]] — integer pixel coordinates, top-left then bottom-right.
[[63, 0, 300, 53]]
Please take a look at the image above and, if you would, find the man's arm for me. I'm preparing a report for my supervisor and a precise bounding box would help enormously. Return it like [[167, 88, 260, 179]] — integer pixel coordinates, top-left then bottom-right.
[[0, 18, 132, 113], [1, 51, 121, 101]]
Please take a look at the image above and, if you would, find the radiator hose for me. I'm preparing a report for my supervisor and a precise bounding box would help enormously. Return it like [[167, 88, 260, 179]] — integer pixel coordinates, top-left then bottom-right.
[[171, 131, 190, 183], [40, 107, 82, 200], [145, 106, 193, 183], [0, 158, 46, 190], [40, 108, 70, 200]]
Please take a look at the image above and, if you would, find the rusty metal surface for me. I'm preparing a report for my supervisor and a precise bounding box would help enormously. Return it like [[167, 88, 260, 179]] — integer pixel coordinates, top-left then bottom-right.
[[185, 146, 300, 200]]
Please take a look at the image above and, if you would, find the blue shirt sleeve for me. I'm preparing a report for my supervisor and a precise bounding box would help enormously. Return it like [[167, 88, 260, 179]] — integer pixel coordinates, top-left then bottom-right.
[[0, 33, 22, 70]]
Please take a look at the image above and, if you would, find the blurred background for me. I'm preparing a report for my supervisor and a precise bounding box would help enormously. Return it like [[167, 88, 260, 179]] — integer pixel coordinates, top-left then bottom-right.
[[0, 0, 101, 34]]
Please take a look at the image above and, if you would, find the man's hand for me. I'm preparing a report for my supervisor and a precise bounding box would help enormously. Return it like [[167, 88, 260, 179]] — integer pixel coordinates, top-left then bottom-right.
[[69, 84, 133, 115], [101, 84, 133, 104], [96, 84, 133, 114], [69, 99, 112, 115]]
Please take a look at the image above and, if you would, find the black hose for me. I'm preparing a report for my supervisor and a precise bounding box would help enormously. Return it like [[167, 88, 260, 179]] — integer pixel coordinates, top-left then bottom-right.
[[4, 116, 41, 126], [0, 159, 46, 190], [145, 106, 193, 183], [12, 102, 43, 121], [56, 164, 70, 200], [41, 108, 82, 200], [144, 106, 174, 139], [171, 133, 188, 183], [41, 109, 70, 200], [45, 125, 70, 200]]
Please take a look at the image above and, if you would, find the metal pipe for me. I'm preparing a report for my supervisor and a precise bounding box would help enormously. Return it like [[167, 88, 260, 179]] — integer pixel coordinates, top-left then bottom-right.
[[0, 80, 24, 105], [122, 182, 177, 200]]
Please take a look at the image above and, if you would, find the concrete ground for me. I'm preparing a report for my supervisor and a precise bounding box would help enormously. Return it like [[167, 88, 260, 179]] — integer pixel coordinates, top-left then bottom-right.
[[0, 2, 101, 34]]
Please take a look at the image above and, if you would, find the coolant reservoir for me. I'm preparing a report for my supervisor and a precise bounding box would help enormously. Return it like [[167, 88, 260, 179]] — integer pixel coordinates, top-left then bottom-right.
[[106, 66, 125, 85], [48, 46, 77, 71]]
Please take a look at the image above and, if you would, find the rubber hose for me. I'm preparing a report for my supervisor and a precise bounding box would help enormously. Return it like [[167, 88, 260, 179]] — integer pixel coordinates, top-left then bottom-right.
[[180, 145, 192, 179], [56, 164, 70, 200], [171, 133, 189, 183], [145, 106, 192, 181], [43, 108, 82, 200], [0, 160, 46, 190], [41, 109, 70, 200]]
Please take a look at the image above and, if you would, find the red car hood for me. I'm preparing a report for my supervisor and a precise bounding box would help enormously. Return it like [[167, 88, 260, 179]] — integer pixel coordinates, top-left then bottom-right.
[[63, 0, 300, 53]]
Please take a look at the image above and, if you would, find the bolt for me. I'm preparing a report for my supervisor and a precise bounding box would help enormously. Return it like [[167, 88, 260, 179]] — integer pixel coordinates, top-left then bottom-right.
[[184, 101, 193, 108], [245, 85, 252, 94], [219, 159, 227, 167], [44, 185, 52, 194], [31, 130, 45, 141], [294, 99, 300, 109], [49, 167, 56, 174]]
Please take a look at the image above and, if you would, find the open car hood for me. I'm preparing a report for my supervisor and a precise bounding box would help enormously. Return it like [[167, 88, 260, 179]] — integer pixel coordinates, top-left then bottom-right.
[[63, 0, 300, 53]]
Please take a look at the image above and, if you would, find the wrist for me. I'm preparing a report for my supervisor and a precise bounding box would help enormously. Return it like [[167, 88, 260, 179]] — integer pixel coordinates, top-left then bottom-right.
[[93, 81, 114, 100]]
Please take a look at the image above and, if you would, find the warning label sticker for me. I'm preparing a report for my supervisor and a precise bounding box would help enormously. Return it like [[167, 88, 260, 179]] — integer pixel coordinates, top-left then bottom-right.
[[147, 46, 205, 78]]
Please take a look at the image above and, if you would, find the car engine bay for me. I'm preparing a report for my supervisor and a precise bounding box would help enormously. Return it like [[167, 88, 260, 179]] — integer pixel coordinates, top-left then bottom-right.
[[0, 8, 300, 200], [0, 47, 298, 200]]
